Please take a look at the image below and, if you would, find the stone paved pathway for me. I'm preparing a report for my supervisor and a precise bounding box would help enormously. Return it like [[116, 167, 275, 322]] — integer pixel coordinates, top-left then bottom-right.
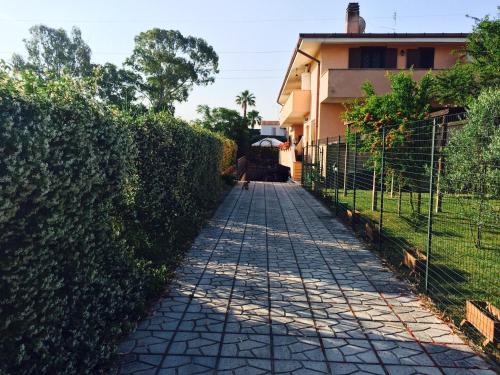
[[115, 182, 496, 375]]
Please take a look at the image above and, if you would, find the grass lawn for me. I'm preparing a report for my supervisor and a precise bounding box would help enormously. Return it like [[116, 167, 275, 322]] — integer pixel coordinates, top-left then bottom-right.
[[318, 187, 499, 326]]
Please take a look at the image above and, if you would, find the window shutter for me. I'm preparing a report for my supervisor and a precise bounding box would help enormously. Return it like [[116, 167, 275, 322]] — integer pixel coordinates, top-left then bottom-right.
[[406, 49, 419, 68], [349, 48, 361, 68], [419, 48, 435, 68], [385, 48, 397, 68]]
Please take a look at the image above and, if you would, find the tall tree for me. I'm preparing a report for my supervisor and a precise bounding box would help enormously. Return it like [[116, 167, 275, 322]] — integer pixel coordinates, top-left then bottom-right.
[[93, 63, 141, 110], [444, 88, 500, 249], [343, 71, 433, 212], [195, 105, 250, 156], [235, 90, 255, 118], [126, 29, 219, 114], [432, 16, 500, 107], [247, 110, 262, 129], [12, 25, 92, 78]]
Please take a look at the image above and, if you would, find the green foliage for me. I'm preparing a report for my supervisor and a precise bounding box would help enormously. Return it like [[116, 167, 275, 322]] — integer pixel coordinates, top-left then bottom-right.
[[126, 29, 219, 113], [93, 63, 143, 111], [12, 25, 92, 78], [195, 105, 250, 156], [344, 70, 433, 164], [235, 90, 256, 118], [12, 25, 220, 116], [0, 69, 143, 374], [445, 88, 500, 248], [247, 109, 262, 129], [432, 17, 500, 107], [219, 137, 238, 173], [0, 69, 233, 374], [343, 71, 434, 210]]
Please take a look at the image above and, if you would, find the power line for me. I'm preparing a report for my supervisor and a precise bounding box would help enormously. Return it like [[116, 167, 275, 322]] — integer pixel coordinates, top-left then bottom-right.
[[0, 50, 290, 56], [0, 13, 471, 25]]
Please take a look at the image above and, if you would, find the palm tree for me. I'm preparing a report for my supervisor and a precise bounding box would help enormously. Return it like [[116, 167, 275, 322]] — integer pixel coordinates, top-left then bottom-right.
[[235, 90, 255, 118], [247, 110, 262, 129]]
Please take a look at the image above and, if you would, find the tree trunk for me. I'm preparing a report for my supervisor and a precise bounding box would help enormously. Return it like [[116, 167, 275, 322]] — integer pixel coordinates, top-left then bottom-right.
[[435, 122, 447, 213], [417, 192, 422, 214], [435, 156, 443, 213], [397, 185, 402, 217], [371, 167, 378, 211], [390, 173, 394, 198], [343, 142, 349, 197]]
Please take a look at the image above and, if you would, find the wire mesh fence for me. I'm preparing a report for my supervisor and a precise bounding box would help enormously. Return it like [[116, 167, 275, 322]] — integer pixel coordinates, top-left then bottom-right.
[[302, 113, 500, 353]]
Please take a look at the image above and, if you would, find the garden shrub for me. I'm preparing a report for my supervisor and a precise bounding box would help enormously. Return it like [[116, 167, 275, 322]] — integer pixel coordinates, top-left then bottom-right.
[[0, 71, 234, 374], [219, 137, 237, 173], [125, 114, 232, 280], [0, 72, 145, 374]]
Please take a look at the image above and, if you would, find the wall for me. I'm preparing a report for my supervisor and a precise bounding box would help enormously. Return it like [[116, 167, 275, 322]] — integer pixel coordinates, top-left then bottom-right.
[[318, 103, 346, 140], [319, 43, 461, 71]]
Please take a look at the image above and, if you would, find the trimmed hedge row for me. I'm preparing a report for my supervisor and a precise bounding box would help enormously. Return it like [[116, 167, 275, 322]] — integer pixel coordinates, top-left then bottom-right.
[[0, 72, 236, 374]]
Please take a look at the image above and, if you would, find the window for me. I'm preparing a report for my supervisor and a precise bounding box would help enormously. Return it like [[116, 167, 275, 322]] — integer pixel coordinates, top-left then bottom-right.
[[406, 48, 435, 69], [272, 127, 276, 136], [349, 47, 397, 69]]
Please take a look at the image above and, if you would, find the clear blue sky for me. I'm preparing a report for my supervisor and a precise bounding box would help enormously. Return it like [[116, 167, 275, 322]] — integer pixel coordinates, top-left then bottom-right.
[[0, 0, 497, 121]]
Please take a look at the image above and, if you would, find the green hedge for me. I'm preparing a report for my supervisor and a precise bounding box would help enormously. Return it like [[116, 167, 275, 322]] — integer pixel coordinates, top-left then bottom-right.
[[0, 72, 236, 374]]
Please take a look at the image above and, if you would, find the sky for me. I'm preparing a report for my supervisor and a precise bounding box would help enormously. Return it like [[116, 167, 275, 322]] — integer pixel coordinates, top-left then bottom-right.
[[0, 0, 498, 122]]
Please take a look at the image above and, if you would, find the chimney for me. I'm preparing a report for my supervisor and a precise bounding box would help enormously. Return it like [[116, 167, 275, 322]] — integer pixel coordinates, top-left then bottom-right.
[[345, 3, 364, 33]]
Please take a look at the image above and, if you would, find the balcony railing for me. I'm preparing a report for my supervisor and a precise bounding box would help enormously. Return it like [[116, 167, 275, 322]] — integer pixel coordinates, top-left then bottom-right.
[[279, 89, 311, 126], [320, 69, 441, 103]]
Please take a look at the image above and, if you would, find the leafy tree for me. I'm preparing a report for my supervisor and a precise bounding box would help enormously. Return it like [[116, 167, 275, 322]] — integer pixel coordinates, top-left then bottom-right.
[[247, 109, 262, 129], [194, 105, 250, 156], [343, 71, 433, 212], [126, 29, 218, 114], [432, 17, 500, 107], [444, 88, 500, 249], [235, 90, 256, 118], [12, 25, 92, 78], [93, 63, 142, 111]]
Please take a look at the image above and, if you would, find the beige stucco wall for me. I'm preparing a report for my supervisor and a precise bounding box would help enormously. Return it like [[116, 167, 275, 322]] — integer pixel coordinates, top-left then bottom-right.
[[318, 103, 346, 140], [285, 41, 464, 147]]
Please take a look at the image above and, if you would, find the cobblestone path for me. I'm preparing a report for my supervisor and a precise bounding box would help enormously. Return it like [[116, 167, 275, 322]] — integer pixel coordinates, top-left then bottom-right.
[[115, 182, 496, 375]]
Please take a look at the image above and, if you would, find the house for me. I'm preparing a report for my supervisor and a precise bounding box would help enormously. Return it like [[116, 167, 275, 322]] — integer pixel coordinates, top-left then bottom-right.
[[278, 2, 467, 153], [260, 120, 287, 137]]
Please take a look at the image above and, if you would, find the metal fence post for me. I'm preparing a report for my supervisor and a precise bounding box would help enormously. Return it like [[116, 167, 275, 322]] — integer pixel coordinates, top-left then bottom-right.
[[425, 119, 437, 293], [352, 134, 358, 225], [335, 136, 340, 214], [325, 137, 329, 200], [343, 140, 349, 197], [302, 142, 307, 186], [379, 126, 386, 252]]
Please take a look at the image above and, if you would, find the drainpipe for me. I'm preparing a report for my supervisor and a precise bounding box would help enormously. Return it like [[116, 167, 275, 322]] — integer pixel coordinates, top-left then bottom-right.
[[296, 49, 320, 153]]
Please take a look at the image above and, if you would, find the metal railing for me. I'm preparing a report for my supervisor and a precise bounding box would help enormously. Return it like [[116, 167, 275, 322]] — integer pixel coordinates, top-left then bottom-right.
[[302, 113, 499, 354]]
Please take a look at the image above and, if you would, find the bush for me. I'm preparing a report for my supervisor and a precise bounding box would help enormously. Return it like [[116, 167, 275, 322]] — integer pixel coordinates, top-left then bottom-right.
[[0, 71, 144, 373], [0, 71, 234, 374], [219, 137, 237, 173], [125, 114, 230, 272]]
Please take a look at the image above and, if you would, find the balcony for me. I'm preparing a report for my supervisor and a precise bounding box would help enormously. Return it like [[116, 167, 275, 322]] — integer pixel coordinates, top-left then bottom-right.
[[279, 89, 311, 126], [320, 69, 437, 103]]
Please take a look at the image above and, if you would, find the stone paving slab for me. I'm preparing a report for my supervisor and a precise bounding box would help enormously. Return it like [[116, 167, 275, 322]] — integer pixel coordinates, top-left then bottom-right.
[[114, 182, 497, 375]]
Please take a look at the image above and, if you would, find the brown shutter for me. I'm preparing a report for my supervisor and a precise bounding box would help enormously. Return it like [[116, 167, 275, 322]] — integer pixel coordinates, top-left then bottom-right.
[[349, 48, 361, 68], [406, 49, 419, 68], [419, 48, 435, 68], [385, 48, 397, 68]]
